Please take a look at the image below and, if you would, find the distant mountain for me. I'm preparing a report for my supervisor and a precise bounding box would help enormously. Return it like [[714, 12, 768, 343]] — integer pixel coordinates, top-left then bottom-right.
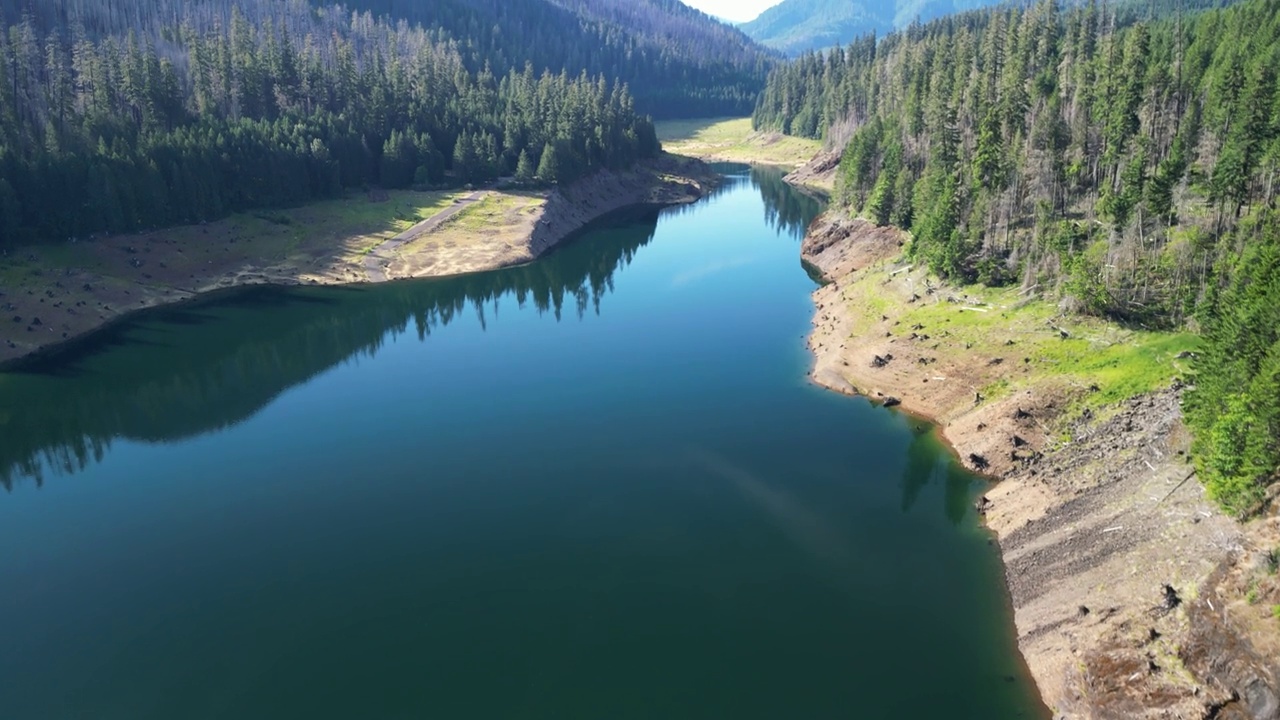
[[742, 0, 994, 54], [743, 0, 1240, 54]]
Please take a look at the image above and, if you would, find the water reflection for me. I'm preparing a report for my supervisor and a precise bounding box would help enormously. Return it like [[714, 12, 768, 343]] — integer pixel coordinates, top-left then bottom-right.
[[752, 166, 825, 238], [899, 424, 937, 515], [669, 165, 825, 238], [898, 421, 980, 526], [0, 206, 666, 490], [0, 168, 825, 492]]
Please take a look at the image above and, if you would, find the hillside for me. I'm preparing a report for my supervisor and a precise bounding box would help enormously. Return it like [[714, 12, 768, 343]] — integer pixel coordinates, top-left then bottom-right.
[[335, 0, 777, 117], [741, 0, 996, 54], [0, 0, 668, 246], [756, 0, 1280, 511], [1, 0, 775, 118]]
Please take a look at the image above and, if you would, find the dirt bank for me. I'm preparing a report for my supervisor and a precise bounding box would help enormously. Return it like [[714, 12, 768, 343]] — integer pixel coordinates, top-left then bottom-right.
[[0, 155, 716, 367], [802, 213, 1280, 719], [784, 149, 840, 192]]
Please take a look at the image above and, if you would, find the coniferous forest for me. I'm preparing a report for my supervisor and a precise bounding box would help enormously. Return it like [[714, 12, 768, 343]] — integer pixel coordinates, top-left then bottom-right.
[[755, 0, 1280, 512], [0, 0, 707, 246]]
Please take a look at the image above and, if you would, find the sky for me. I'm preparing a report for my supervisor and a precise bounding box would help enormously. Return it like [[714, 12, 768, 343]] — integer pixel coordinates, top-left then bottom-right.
[[680, 0, 785, 24]]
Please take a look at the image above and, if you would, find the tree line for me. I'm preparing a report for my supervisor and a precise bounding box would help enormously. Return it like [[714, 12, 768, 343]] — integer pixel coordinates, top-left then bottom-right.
[[3, 0, 775, 120], [0, 0, 662, 246], [754, 0, 1280, 513]]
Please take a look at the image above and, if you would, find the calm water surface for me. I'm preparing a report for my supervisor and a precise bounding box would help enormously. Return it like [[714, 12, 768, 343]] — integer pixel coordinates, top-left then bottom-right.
[[0, 167, 1046, 719]]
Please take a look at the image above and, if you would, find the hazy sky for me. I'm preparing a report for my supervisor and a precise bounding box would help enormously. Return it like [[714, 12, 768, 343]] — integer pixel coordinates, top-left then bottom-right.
[[681, 0, 785, 23]]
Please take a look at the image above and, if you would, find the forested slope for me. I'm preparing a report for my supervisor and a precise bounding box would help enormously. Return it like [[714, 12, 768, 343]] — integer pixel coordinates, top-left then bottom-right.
[[755, 0, 1280, 512], [0, 0, 665, 246], [3, 0, 775, 118]]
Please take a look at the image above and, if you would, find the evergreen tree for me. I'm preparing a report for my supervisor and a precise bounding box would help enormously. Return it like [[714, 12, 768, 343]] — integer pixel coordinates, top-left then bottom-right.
[[536, 142, 562, 183], [515, 149, 536, 184]]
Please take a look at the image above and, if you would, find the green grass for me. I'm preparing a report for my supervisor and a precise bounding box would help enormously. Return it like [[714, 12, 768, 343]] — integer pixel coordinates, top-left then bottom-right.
[[1272, 604, 1280, 622], [6, 190, 462, 286], [656, 117, 822, 167], [897, 285, 1198, 414], [302, 190, 456, 235], [0, 258, 31, 286], [442, 193, 530, 233], [834, 265, 1201, 426], [657, 117, 754, 143], [265, 190, 458, 256], [168, 191, 457, 254]]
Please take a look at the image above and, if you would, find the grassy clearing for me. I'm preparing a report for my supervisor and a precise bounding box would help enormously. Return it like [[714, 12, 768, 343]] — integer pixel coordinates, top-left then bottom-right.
[[318, 190, 457, 233], [3, 189, 462, 299], [282, 190, 458, 255], [657, 117, 822, 167], [839, 262, 1199, 421], [444, 193, 518, 232], [55, 190, 460, 266], [656, 117, 753, 143], [438, 192, 543, 236], [900, 285, 1198, 408]]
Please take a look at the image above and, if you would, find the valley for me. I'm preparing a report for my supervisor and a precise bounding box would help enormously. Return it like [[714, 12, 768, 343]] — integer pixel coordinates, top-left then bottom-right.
[[2, 0, 1280, 717]]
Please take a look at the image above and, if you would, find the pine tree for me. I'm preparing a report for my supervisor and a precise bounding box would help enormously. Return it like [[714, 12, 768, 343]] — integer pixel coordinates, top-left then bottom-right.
[[536, 142, 561, 183], [453, 131, 476, 183], [515, 149, 536, 184]]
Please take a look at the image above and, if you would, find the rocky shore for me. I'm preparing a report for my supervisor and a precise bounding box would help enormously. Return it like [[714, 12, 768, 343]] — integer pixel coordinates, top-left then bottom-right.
[[801, 213, 1280, 719]]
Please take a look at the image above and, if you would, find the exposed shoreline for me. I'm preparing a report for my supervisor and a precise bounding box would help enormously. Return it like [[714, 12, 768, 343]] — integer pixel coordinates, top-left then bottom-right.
[[0, 154, 718, 370], [657, 117, 824, 170], [799, 212, 1280, 719]]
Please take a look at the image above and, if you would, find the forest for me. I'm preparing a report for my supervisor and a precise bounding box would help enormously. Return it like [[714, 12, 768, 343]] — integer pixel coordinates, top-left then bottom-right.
[[0, 0, 666, 246], [3, 0, 774, 119], [755, 0, 1280, 513]]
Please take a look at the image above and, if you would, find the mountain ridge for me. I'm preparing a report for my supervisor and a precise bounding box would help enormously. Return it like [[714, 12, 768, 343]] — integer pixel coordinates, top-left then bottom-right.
[[742, 0, 995, 54]]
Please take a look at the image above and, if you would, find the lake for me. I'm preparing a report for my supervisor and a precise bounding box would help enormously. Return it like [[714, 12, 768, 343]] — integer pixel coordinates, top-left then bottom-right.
[[0, 166, 1047, 719]]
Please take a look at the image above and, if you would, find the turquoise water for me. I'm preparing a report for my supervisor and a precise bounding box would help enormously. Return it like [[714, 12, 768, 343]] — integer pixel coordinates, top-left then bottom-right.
[[0, 167, 1046, 719]]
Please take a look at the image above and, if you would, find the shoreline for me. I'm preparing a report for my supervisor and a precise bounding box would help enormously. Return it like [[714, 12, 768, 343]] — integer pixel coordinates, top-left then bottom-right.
[[800, 212, 1280, 718], [0, 154, 718, 370]]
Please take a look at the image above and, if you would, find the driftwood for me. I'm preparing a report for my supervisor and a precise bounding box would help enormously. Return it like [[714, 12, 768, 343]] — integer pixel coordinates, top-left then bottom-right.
[[1155, 469, 1198, 505]]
